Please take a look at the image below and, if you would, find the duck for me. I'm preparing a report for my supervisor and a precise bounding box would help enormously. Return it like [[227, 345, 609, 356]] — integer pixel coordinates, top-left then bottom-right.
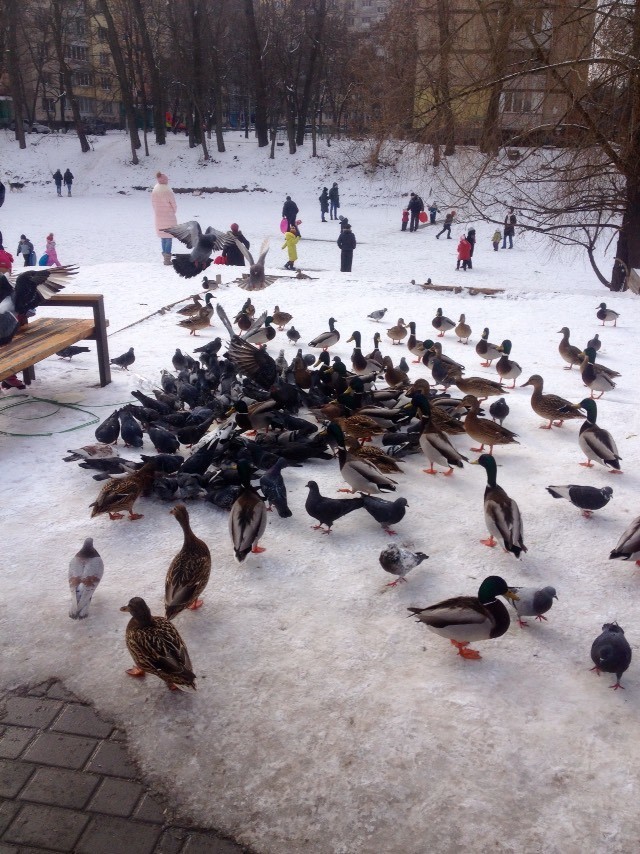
[[590, 623, 632, 690], [406, 322, 426, 363], [546, 484, 613, 517], [244, 315, 276, 347], [520, 374, 584, 429], [475, 328, 501, 366], [511, 586, 558, 628], [557, 327, 583, 370], [164, 504, 211, 619], [177, 293, 214, 335], [609, 516, 640, 565], [382, 355, 409, 387], [366, 331, 384, 363], [344, 437, 404, 474], [423, 340, 464, 373], [229, 457, 267, 561], [231, 398, 279, 434], [410, 390, 466, 436], [386, 317, 407, 345], [459, 394, 519, 454], [586, 332, 601, 352], [407, 575, 519, 659], [332, 425, 397, 494], [578, 398, 622, 472], [379, 545, 428, 586], [176, 294, 203, 317], [346, 330, 382, 374], [472, 453, 527, 557], [596, 302, 619, 326], [68, 537, 104, 619], [272, 305, 292, 330], [334, 413, 385, 444], [451, 369, 505, 400], [237, 296, 256, 319], [89, 461, 156, 521], [309, 317, 340, 350], [418, 405, 468, 476], [431, 307, 455, 337], [489, 397, 509, 426], [120, 597, 196, 691], [454, 313, 472, 344], [368, 308, 387, 322], [578, 348, 616, 398], [495, 340, 522, 388]]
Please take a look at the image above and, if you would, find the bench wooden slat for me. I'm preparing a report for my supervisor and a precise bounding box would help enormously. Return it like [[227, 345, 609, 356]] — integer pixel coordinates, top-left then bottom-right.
[[0, 318, 96, 380]]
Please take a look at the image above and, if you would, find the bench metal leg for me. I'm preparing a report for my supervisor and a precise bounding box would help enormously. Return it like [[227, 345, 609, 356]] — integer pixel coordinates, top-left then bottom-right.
[[22, 365, 35, 385], [92, 299, 111, 386]]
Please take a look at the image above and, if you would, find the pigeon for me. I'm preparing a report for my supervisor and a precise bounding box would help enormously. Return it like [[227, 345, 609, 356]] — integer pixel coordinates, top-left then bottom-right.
[[546, 484, 613, 517], [68, 537, 104, 619], [216, 303, 277, 390], [489, 397, 510, 426], [379, 544, 428, 586], [362, 495, 408, 535], [110, 347, 135, 370], [56, 345, 90, 360], [235, 238, 277, 291], [590, 622, 632, 689], [118, 409, 144, 448], [510, 585, 557, 627], [368, 308, 387, 322], [164, 220, 230, 279], [0, 265, 78, 345], [172, 348, 192, 372], [304, 480, 364, 533], [194, 338, 223, 357], [275, 350, 289, 376], [287, 326, 301, 344], [259, 458, 292, 518], [94, 410, 120, 445], [147, 424, 180, 454], [609, 515, 640, 565]]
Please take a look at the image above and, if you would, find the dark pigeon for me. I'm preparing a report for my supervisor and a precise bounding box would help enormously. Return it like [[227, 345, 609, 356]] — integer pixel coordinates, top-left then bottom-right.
[[489, 397, 510, 426], [304, 480, 364, 533], [94, 410, 120, 445], [110, 347, 135, 370], [164, 220, 230, 279], [57, 345, 90, 360], [147, 424, 180, 454], [118, 409, 143, 448], [591, 622, 632, 690], [287, 326, 301, 344], [362, 495, 408, 535], [259, 458, 292, 518], [546, 484, 613, 517]]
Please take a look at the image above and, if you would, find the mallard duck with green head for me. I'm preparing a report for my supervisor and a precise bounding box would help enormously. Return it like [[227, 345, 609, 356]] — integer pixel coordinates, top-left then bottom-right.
[[331, 424, 397, 494], [346, 330, 383, 374], [244, 315, 276, 347], [417, 397, 468, 476], [309, 317, 340, 350], [165, 504, 211, 619], [406, 322, 426, 363], [475, 328, 501, 367], [520, 374, 583, 429], [120, 597, 196, 690], [407, 575, 519, 659], [472, 453, 527, 557], [431, 307, 455, 337], [596, 302, 619, 326], [579, 348, 616, 399], [578, 398, 622, 472], [495, 340, 522, 388], [229, 457, 267, 561]]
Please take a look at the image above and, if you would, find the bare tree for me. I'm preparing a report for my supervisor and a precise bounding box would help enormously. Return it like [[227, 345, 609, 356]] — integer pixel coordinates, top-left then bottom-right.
[[243, 0, 269, 146]]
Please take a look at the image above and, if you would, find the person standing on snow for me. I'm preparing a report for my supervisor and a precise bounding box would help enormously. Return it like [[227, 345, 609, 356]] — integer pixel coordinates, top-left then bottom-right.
[[319, 187, 329, 222], [17, 235, 34, 266], [407, 192, 424, 232], [52, 169, 63, 197], [456, 235, 472, 271], [63, 168, 74, 197], [337, 222, 356, 272], [282, 195, 299, 231], [222, 223, 250, 266], [428, 202, 439, 224], [466, 228, 476, 269], [328, 182, 340, 220], [45, 233, 61, 267], [151, 171, 178, 265], [502, 207, 517, 249], [282, 225, 300, 270]]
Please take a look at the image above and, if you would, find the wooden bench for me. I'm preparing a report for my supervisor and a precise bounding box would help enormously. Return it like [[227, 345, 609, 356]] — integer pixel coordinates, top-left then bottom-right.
[[0, 293, 111, 387]]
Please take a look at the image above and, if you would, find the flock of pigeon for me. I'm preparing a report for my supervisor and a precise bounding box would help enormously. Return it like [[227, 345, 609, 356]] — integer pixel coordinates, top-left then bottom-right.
[[58, 292, 638, 693]]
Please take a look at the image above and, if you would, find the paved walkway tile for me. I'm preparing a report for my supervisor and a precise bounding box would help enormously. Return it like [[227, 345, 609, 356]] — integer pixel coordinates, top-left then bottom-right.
[[0, 679, 250, 853]]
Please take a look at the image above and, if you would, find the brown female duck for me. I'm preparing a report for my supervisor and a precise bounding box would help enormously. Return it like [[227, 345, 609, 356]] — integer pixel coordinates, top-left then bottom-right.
[[165, 504, 212, 619]]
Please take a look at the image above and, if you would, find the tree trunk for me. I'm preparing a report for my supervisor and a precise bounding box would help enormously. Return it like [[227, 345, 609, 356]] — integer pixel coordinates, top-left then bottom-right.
[[479, 0, 513, 154], [611, 181, 640, 291], [6, 0, 26, 149], [99, 0, 140, 161], [296, 0, 327, 146], [50, 1, 90, 152], [243, 0, 269, 147], [435, 0, 456, 155], [129, 0, 166, 144]]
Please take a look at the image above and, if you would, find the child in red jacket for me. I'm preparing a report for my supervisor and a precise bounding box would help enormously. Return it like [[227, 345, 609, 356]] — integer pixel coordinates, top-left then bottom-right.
[[401, 209, 409, 231], [456, 236, 472, 271]]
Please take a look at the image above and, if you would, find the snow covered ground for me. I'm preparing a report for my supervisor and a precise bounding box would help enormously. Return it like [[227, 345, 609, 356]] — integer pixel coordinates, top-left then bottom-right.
[[1, 131, 639, 853]]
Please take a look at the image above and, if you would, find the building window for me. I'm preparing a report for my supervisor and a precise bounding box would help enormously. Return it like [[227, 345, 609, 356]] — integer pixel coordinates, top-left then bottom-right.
[[346, 15, 354, 25], [74, 19, 86, 37], [42, 97, 56, 112], [101, 76, 111, 91], [100, 52, 110, 67], [98, 26, 108, 42], [77, 97, 94, 114], [362, 0, 372, 5], [74, 72, 92, 87], [66, 44, 88, 61], [42, 71, 52, 85], [101, 101, 114, 115]]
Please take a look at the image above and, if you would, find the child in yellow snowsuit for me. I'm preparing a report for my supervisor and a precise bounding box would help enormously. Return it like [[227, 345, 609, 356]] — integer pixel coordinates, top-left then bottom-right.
[[282, 227, 300, 270]]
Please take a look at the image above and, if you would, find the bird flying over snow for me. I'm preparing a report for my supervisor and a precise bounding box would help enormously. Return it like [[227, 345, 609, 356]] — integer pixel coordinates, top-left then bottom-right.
[[234, 238, 278, 291], [164, 220, 231, 279], [0, 265, 78, 345]]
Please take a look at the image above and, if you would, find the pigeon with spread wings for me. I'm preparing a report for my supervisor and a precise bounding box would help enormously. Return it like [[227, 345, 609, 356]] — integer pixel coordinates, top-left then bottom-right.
[[0, 265, 78, 346], [216, 303, 277, 389], [163, 221, 231, 279], [233, 238, 278, 291]]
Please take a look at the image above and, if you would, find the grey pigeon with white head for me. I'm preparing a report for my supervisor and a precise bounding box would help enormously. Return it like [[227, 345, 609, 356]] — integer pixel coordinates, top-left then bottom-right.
[[379, 544, 428, 586], [68, 538, 104, 619], [510, 585, 557, 627], [590, 622, 632, 690]]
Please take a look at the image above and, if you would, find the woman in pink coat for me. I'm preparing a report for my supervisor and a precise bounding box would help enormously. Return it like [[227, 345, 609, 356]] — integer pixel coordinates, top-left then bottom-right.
[[151, 172, 178, 265], [45, 233, 61, 267]]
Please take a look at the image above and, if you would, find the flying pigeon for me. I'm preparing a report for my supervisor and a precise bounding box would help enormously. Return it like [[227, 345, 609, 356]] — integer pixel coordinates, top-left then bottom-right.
[[378, 544, 428, 586], [546, 484, 613, 518], [590, 622, 632, 690], [510, 585, 558, 627], [235, 238, 278, 291], [0, 265, 78, 345], [68, 537, 104, 618], [164, 220, 230, 279], [110, 347, 135, 370]]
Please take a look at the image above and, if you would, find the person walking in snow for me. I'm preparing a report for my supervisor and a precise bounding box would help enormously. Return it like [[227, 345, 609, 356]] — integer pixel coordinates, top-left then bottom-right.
[[222, 223, 250, 266], [17, 235, 34, 266], [282, 195, 299, 231], [63, 168, 74, 197], [436, 210, 456, 239], [337, 222, 356, 272], [328, 182, 340, 220], [407, 192, 424, 232], [319, 187, 329, 222], [45, 233, 61, 267], [53, 169, 63, 197], [491, 229, 501, 251], [282, 225, 300, 270], [151, 171, 178, 265], [456, 235, 472, 271]]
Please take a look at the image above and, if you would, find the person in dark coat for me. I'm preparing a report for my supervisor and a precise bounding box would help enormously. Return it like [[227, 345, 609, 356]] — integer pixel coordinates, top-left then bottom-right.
[[502, 207, 516, 249], [466, 228, 476, 268], [328, 182, 340, 219], [337, 223, 356, 272], [436, 210, 456, 239], [53, 169, 63, 197], [222, 223, 250, 266], [0, 180, 5, 209], [282, 195, 299, 230], [319, 188, 329, 222], [63, 168, 74, 196], [407, 192, 424, 232]]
